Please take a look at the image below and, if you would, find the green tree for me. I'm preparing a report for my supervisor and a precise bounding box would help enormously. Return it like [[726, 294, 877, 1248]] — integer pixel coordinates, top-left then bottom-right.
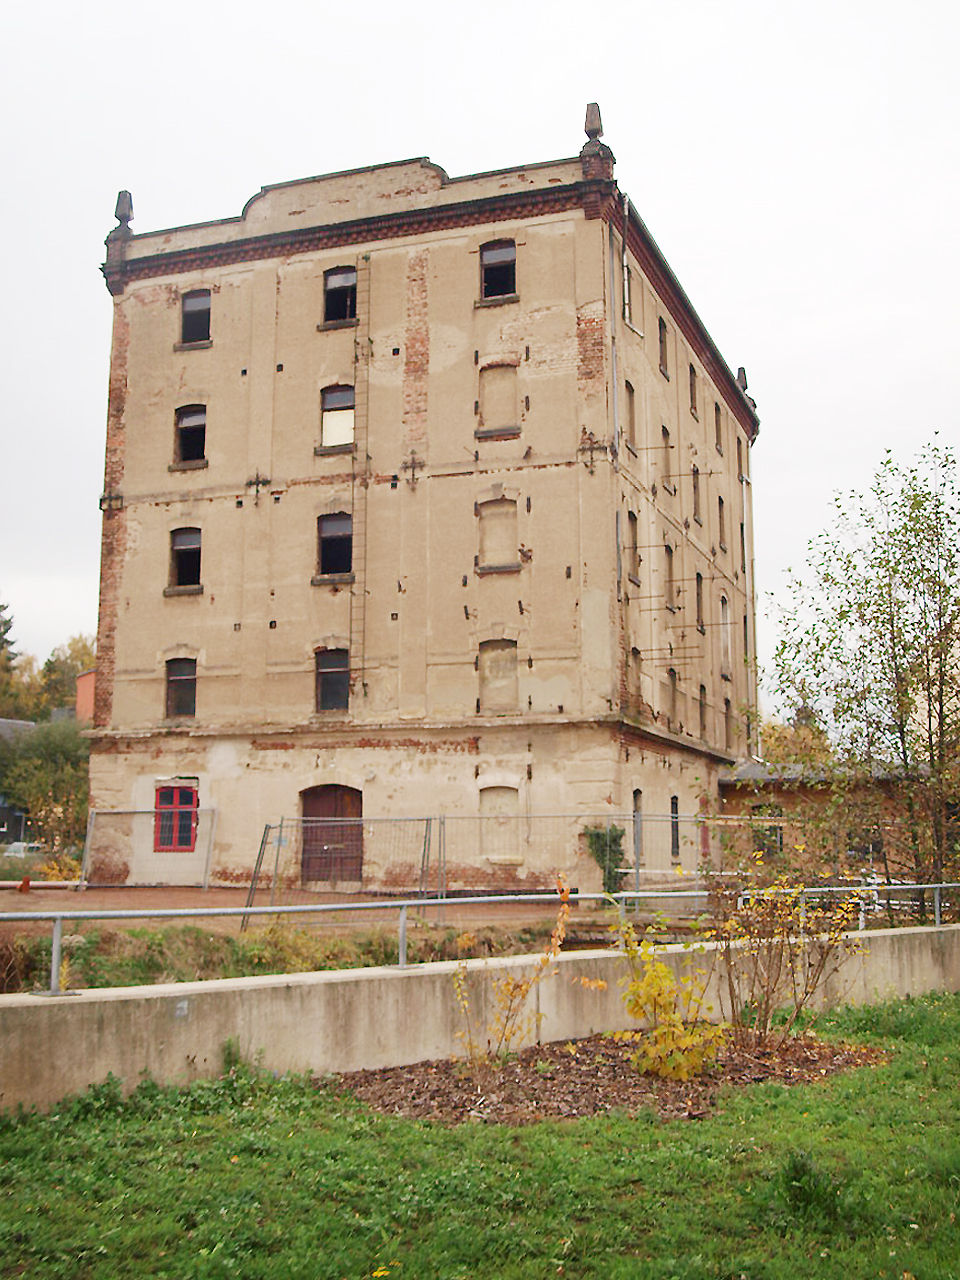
[[774, 441, 960, 885], [40, 634, 96, 712], [0, 719, 89, 853]]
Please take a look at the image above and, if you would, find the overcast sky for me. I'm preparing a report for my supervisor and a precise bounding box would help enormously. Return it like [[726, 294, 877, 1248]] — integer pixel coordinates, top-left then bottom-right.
[[2, 0, 957, 708]]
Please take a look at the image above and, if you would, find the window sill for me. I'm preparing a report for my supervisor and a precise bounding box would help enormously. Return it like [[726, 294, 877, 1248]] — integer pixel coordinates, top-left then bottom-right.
[[317, 318, 359, 332], [475, 293, 520, 309], [476, 562, 522, 576], [169, 459, 209, 473], [160, 716, 197, 726], [314, 443, 356, 457], [311, 573, 355, 587], [475, 425, 521, 441], [174, 340, 213, 352], [311, 709, 351, 719], [163, 584, 204, 597]]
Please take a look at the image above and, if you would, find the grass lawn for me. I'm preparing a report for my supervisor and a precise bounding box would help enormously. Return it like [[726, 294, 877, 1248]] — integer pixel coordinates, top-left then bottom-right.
[[2, 993, 959, 1279]]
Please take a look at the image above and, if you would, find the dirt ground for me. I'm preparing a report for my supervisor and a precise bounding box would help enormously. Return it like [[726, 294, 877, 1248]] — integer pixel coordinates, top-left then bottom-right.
[[328, 1033, 885, 1126]]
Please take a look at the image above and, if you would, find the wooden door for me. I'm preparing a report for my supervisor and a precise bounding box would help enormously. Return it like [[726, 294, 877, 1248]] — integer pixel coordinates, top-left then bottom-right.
[[300, 785, 362, 884]]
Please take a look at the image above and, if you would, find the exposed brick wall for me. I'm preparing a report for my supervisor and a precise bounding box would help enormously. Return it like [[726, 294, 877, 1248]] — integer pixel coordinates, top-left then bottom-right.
[[94, 302, 130, 729], [576, 303, 606, 403], [402, 248, 429, 444]]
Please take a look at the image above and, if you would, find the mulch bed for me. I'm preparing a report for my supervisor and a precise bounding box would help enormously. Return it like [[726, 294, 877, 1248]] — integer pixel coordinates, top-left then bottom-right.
[[325, 1033, 885, 1127]]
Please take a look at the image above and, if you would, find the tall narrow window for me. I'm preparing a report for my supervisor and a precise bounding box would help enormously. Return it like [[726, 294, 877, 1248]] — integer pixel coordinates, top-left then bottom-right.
[[718, 496, 726, 549], [632, 789, 643, 869], [695, 572, 704, 631], [154, 781, 198, 851], [664, 543, 675, 610], [480, 241, 516, 299], [698, 684, 707, 739], [627, 511, 639, 582], [720, 594, 731, 675], [169, 528, 201, 589], [737, 436, 745, 480], [692, 465, 701, 523], [478, 639, 518, 713], [181, 291, 210, 344], [668, 668, 678, 725], [315, 649, 350, 711], [661, 426, 673, 492], [165, 659, 196, 718], [478, 498, 519, 570], [477, 364, 519, 437], [320, 385, 355, 448], [670, 795, 680, 863], [624, 380, 636, 447], [317, 514, 353, 576], [174, 405, 206, 465], [743, 613, 750, 665], [724, 698, 733, 751], [740, 522, 747, 573], [714, 402, 723, 453], [658, 316, 668, 376], [623, 265, 633, 324], [689, 363, 698, 417], [324, 267, 357, 323]]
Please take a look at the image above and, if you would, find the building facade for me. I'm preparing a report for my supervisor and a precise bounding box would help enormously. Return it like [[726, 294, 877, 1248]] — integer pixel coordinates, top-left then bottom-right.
[[90, 106, 760, 888]]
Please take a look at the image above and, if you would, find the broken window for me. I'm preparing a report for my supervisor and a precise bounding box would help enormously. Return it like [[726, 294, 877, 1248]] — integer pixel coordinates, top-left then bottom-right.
[[658, 316, 668, 376], [169, 528, 201, 588], [480, 241, 516, 299], [320, 385, 355, 448], [154, 780, 198, 850], [692, 465, 701, 523], [165, 659, 197, 719], [181, 290, 210, 344], [627, 511, 639, 581], [478, 364, 518, 436], [478, 639, 518, 713], [696, 572, 704, 631], [718, 495, 726, 549], [624, 380, 636, 448], [317, 514, 353, 576], [174, 405, 206, 464], [689, 363, 698, 417], [478, 498, 518, 569], [715, 402, 723, 453], [315, 648, 350, 711], [324, 267, 357, 323]]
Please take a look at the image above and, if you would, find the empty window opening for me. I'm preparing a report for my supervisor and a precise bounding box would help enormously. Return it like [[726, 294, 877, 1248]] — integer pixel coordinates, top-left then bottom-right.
[[318, 513, 353, 575], [737, 436, 745, 480], [743, 612, 749, 663], [627, 511, 639, 581], [321, 385, 355, 448], [720, 594, 731, 674], [181, 291, 210, 344], [664, 543, 675, 609], [661, 425, 673, 492], [478, 364, 518, 434], [715, 402, 723, 453], [718, 495, 726, 549], [170, 528, 201, 588], [478, 639, 518, 713], [165, 659, 196, 718], [154, 781, 198, 851], [696, 572, 704, 631], [315, 648, 350, 712], [632, 789, 643, 867], [174, 405, 206, 464], [724, 697, 733, 751], [740, 522, 747, 573], [692, 465, 701, 523], [699, 684, 707, 739], [658, 316, 668, 376], [324, 267, 357, 322], [624, 380, 636, 448], [480, 241, 516, 298], [623, 265, 633, 324], [670, 795, 680, 862], [668, 667, 678, 724], [689, 363, 698, 417], [478, 498, 518, 568]]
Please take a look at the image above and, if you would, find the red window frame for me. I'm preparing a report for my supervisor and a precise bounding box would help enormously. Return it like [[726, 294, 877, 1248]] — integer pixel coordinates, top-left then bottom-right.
[[154, 785, 199, 852]]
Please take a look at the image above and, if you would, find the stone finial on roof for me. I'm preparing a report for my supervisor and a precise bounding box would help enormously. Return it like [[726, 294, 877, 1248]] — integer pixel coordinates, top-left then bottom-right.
[[114, 190, 133, 228], [580, 103, 615, 178], [584, 103, 603, 141]]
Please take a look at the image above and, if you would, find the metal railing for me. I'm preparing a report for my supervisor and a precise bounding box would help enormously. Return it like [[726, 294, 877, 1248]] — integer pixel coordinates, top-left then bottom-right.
[[2, 880, 957, 996]]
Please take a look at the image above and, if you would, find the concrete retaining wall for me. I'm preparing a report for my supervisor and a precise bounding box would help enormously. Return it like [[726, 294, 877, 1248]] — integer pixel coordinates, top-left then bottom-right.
[[2, 924, 959, 1112]]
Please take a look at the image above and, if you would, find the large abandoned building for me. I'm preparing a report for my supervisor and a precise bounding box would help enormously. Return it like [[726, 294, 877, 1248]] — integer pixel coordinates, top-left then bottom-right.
[[88, 105, 760, 889]]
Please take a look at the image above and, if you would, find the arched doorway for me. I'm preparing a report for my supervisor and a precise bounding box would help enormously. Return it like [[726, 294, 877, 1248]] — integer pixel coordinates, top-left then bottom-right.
[[300, 785, 363, 885]]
